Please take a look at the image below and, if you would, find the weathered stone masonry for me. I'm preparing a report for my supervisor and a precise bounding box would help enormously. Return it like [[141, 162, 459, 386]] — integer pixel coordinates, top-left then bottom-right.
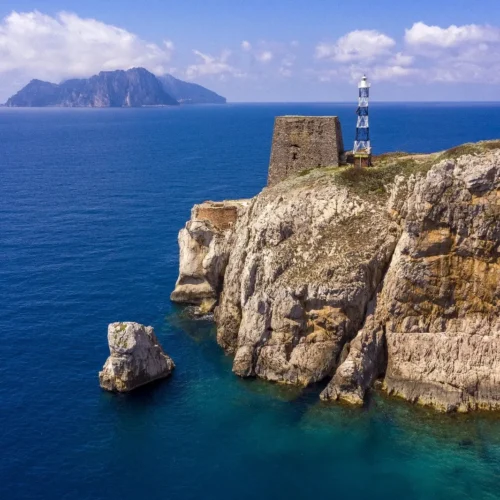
[[193, 202, 239, 231], [267, 116, 344, 186]]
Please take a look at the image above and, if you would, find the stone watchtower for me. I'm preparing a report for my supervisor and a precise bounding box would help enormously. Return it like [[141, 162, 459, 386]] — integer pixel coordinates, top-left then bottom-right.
[[267, 116, 344, 187]]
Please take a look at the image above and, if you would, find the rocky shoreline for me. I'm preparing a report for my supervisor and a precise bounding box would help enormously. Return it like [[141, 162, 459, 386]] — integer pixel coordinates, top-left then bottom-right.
[[171, 142, 500, 412]]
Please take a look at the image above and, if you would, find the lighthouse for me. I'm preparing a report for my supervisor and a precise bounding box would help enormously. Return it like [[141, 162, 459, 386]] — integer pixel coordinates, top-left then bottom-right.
[[353, 75, 371, 167]]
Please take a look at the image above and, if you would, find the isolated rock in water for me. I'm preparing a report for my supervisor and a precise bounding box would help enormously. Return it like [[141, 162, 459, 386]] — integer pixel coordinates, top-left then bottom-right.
[[170, 200, 248, 305], [99, 322, 175, 392]]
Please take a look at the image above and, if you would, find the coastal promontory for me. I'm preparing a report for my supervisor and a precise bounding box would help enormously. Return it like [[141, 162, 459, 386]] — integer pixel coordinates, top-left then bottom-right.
[[172, 141, 500, 412]]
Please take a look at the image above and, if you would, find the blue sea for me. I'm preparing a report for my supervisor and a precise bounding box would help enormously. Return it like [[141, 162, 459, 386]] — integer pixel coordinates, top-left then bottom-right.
[[2, 103, 500, 500]]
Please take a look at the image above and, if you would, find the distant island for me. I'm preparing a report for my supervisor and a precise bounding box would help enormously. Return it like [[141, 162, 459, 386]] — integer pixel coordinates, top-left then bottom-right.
[[4, 67, 226, 107], [158, 74, 226, 105]]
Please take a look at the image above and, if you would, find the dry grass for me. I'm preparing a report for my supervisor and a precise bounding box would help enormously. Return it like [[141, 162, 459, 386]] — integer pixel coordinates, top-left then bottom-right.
[[296, 140, 500, 198]]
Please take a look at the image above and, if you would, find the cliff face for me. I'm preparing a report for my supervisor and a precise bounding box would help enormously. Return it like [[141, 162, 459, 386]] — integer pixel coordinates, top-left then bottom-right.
[[172, 144, 500, 412], [170, 201, 249, 312], [326, 153, 500, 411], [215, 170, 399, 386]]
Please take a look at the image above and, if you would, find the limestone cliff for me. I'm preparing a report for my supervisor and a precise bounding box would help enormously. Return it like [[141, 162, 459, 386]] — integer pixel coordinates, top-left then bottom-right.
[[324, 150, 500, 411], [170, 200, 249, 313], [172, 142, 500, 412]]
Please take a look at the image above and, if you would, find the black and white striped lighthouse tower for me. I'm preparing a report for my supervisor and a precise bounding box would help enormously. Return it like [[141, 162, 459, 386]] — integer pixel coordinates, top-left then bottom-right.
[[353, 75, 371, 167]]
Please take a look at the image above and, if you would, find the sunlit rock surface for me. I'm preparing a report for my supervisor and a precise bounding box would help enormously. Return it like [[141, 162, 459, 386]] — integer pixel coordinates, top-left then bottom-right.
[[174, 143, 500, 411], [99, 322, 175, 392]]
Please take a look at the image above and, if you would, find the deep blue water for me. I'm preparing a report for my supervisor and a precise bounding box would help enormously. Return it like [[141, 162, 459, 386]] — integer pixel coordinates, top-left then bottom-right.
[[2, 103, 500, 500]]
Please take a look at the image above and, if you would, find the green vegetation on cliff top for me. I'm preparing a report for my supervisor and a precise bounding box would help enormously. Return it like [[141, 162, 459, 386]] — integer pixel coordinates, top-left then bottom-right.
[[296, 140, 500, 198]]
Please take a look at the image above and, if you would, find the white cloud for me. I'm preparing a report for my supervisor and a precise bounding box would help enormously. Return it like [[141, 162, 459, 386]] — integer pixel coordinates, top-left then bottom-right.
[[0, 10, 173, 84], [256, 51, 273, 63], [241, 40, 252, 51], [403, 22, 500, 83], [164, 40, 175, 51], [370, 65, 416, 81], [316, 30, 396, 62], [405, 22, 500, 48], [185, 49, 245, 80], [390, 52, 414, 67]]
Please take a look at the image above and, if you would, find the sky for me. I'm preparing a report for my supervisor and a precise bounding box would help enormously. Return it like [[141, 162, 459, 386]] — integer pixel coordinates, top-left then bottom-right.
[[2, 0, 500, 102]]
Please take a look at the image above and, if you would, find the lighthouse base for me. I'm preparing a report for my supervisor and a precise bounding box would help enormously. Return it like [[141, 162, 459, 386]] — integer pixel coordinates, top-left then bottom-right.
[[353, 153, 372, 168]]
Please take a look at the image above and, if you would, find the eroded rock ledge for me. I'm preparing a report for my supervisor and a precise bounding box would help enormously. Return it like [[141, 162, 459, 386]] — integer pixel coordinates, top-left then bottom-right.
[[172, 144, 500, 412], [170, 200, 249, 314]]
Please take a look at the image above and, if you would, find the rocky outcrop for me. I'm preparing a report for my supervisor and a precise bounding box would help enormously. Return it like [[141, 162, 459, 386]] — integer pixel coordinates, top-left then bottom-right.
[[170, 200, 248, 310], [99, 322, 175, 392], [215, 170, 400, 385], [173, 143, 500, 412]]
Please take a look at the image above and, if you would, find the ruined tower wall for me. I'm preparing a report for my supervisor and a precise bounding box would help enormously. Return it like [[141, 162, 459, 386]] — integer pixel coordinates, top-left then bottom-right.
[[267, 116, 344, 187], [193, 202, 239, 231]]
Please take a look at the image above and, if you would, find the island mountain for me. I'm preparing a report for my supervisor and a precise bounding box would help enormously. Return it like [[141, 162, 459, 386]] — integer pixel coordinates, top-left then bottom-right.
[[158, 74, 226, 104], [4, 68, 226, 107]]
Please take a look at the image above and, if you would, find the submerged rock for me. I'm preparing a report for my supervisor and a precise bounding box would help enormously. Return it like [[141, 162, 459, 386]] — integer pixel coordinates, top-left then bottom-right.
[[99, 322, 175, 392]]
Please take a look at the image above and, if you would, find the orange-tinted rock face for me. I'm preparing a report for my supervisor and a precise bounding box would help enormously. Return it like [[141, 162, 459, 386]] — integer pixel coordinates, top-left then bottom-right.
[[323, 152, 500, 411], [194, 203, 238, 231]]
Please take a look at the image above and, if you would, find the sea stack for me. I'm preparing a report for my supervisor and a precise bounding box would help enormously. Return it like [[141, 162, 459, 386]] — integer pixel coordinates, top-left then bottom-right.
[[99, 322, 175, 392]]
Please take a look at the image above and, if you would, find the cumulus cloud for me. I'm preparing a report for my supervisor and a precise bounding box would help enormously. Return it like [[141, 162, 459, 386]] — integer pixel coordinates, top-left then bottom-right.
[[316, 30, 396, 62], [390, 52, 414, 67], [241, 40, 252, 51], [314, 29, 413, 85], [0, 10, 173, 83], [405, 22, 500, 48], [403, 22, 500, 83], [313, 22, 500, 86], [185, 49, 245, 80]]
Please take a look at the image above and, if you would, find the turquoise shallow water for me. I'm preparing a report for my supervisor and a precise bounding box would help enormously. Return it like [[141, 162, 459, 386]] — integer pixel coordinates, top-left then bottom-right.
[[1, 103, 500, 500]]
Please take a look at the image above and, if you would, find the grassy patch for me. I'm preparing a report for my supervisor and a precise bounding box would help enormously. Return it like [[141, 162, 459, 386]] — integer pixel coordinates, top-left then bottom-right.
[[298, 168, 314, 177], [293, 140, 500, 198], [435, 140, 500, 161], [329, 157, 434, 197]]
